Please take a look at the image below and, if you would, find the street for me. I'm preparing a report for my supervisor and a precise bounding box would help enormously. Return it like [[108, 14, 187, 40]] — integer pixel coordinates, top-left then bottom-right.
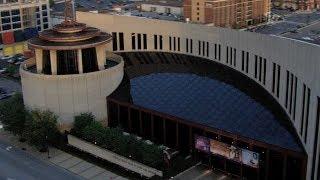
[[0, 139, 83, 180]]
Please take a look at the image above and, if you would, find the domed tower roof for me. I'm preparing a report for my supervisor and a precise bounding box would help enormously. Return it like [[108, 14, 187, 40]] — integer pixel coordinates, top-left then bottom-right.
[[28, 0, 112, 50]]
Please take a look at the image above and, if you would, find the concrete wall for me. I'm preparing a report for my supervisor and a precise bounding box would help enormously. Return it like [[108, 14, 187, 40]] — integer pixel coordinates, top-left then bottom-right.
[[77, 11, 320, 180], [67, 135, 163, 178], [20, 53, 124, 131]]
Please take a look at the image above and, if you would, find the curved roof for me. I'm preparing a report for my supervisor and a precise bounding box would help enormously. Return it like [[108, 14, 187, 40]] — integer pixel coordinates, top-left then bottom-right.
[[28, 32, 112, 50], [130, 73, 301, 151], [28, 19, 112, 50], [110, 52, 303, 152]]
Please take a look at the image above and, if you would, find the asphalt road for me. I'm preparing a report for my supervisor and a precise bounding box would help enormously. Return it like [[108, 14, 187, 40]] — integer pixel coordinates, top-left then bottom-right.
[[0, 140, 83, 180]]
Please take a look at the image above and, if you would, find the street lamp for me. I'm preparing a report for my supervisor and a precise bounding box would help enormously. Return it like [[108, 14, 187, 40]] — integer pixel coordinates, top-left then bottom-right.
[[46, 135, 50, 159]]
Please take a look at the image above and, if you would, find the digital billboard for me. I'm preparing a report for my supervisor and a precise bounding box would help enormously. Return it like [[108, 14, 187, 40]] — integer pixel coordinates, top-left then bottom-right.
[[195, 135, 210, 153], [210, 139, 242, 162], [194, 135, 260, 168], [241, 149, 259, 168]]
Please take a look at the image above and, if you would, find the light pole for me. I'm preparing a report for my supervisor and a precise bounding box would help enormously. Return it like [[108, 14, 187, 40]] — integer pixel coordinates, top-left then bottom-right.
[[46, 135, 50, 159]]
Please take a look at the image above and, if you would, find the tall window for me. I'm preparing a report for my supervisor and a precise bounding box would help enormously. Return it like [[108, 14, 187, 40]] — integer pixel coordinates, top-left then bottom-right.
[[82, 48, 98, 73], [154, 35, 158, 49], [143, 34, 147, 49], [159, 35, 163, 50], [137, 33, 142, 49], [119, 32, 124, 50], [112, 32, 117, 51], [57, 50, 78, 75], [131, 33, 136, 50], [42, 50, 51, 74]]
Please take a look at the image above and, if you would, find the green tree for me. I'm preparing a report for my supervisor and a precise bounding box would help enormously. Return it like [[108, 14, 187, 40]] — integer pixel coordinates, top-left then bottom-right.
[[72, 112, 95, 137], [0, 93, 26, 137], [5, 64, 18, 75], [23, 109, 59, 149], [49, 0, 55, 7]]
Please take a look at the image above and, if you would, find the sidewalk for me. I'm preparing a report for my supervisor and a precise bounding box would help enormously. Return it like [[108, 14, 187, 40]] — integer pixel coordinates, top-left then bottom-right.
[[0, 130, 127, 180], [173, 163, 234, 180]]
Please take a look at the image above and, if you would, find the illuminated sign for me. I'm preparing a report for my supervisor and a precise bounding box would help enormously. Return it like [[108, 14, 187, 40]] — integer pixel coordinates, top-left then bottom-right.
[[195, 135, 210, 153], [195, 135, 260, 168], [210, 139, 242, 162], [242, 149, 259, 168]]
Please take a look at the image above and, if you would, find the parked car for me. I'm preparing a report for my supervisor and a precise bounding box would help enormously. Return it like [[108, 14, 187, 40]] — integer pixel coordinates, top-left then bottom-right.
[[8, 54, 25, 63], [0, 68, 6, 74], [7, 58, 15, 63], [14, 61, 22, 65], [17, 56, 27, 61], [1, 55, 13, 61]]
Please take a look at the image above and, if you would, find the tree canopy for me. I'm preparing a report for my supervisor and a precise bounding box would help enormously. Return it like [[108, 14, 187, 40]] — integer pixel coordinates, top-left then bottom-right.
[[23, 109, 59, 148], [0, 93, 26, 136]]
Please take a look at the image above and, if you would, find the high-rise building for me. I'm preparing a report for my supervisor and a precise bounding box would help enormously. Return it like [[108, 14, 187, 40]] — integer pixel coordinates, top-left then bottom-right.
[[183, 0, 271, 28], [0, 0, 51, 56]]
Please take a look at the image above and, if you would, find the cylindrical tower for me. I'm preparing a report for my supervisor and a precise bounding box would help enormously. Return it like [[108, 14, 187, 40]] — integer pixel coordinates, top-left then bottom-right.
[[20, 5, 124, 130]]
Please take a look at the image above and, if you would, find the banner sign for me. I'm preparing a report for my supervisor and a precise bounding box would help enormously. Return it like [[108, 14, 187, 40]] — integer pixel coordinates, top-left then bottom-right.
[[195, 135, 260, 168], [195, 135, 210, 153], [210, 139, 242, 162], [241, 149, 259, 168]]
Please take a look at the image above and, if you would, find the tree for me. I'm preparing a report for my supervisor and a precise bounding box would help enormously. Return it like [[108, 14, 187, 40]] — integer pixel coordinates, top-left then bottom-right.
[[72, 112, 95, 137], [0, 93, 26, 137], [23, 110, 59, 149], [5, 64, 18, 75], [49, 0, 55, 7]]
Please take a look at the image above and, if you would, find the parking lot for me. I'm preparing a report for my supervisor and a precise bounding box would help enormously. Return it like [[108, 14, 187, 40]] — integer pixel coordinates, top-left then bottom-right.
[[0, 55, 23, 100], [53, 0, 132, 12], [0, 77, 21, 100], [247, 10, 320, 45], [249, 11, 320, 35], [281, 20, 320, 44]]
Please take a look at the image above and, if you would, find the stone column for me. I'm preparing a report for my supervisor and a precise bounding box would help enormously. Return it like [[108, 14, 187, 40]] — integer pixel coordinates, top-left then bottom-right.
[[96, 45, 106, 70], [77, 49, 83, 74], [35, 49, 43, 73], [50, 50, 57, 75]]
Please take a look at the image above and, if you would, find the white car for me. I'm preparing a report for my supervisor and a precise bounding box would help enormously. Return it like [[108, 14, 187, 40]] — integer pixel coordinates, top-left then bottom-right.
[[0, 68, 6, 74], [1, 55, 13, 61]]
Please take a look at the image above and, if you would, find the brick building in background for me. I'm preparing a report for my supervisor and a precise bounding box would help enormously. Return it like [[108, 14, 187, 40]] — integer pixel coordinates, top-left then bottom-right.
[[184, 0, 271, 28], [0, 0, 51, 56]]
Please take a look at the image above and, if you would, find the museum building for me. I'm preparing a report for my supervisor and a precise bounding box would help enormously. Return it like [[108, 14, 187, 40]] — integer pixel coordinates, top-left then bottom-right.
[[20, 7, 320, 180]]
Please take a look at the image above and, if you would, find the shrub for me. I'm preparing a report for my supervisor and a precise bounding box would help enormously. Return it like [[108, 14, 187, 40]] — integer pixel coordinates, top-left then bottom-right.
[[82, 121, 106, 145], [0, 93, 26, 136], [72, 113, 95, 137], [23, 109, 59, 149], [71, 117, 165, 168]]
